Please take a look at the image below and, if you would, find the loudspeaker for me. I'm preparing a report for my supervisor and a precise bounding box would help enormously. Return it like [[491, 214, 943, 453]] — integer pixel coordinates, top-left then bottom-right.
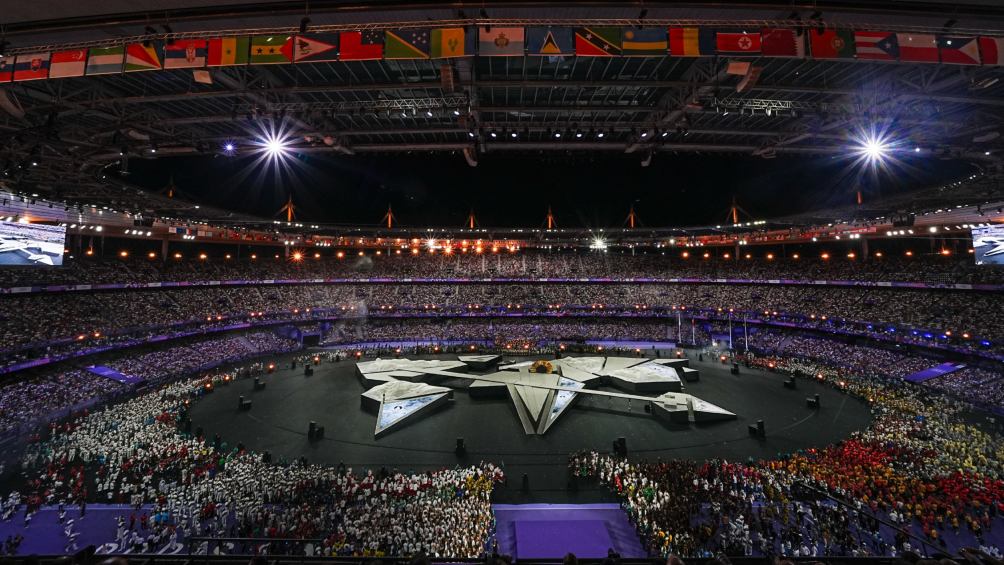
[[254, 378, 266, 391], [455, 438, 466, 456], [314, 425, 325, 439], [262, 451, 272, 463], [807, 395, 820, 409], [644, 403, 652, 413], [521, 473, 530, 493], [784, 378, 796, 390], [291, 361, 297, 370], [238, 395, 244, 409], [304, 366, 314, 376], [308, 421, 317, 439], [748, 424, 759, 436], [757, 419, 765, 437], [613, 437, 627, 456], [239, 399, 252, 411]]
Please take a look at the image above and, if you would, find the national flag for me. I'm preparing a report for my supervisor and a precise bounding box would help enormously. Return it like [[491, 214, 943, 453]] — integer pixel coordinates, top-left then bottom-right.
[[809, 29, 855, 59], [250, 36, 293, 64], [0, 58, 12, 83], [854, 31, 899, 61], [897, 34, 938, 63], [937, 36, 980, 65], [385, 29, 431, 59], [339, 31, 384, 61], [575, 27, 621, 56], [621, 28, 667, 56], [716, 32, 761, 54], [760, 28, 805, 57], [669, 27, 715, 56], [207, 37, 250, 66], [978, 37, 1004, 65], [164, 40, 207, 68], [86, 46, 125, 75], [293, 34, 339, 62], [49, 49, 87, 78], [479, 27, 525, 56], [13, 52, 50, 81], [124, 43, 162, 72], [527, 27, 575, 56], [430, 28, 467, 58]]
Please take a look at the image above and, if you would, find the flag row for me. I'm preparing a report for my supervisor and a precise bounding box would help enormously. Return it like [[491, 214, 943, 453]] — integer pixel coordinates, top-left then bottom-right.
[[2, 27, 1003, 81]]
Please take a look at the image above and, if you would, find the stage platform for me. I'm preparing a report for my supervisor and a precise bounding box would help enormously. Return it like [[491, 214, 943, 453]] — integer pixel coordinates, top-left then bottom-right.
[[187, 353, 872, 502], [493, 503, 647, 559]]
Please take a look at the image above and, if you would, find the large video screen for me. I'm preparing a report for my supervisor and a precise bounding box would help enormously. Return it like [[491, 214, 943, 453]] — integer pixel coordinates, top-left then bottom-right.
[[0, 222, 66, 266], [971, 224, 1004, 266]]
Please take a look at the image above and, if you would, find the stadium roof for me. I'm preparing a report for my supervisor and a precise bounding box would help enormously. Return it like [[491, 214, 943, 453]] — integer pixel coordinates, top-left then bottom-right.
[[1, 1, 1003, 222]]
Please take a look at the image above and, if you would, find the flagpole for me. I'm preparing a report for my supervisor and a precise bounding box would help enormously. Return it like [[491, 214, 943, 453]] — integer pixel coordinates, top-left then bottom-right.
[[744, 315, 749, 352], [728, 312, 733, 350]]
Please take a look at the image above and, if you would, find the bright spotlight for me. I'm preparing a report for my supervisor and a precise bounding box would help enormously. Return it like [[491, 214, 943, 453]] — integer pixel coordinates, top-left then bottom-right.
[[223, 142, 235, 152], [589, 237, 608, 250], [264, 137, 286, 157], [861, 137, 888, 161]]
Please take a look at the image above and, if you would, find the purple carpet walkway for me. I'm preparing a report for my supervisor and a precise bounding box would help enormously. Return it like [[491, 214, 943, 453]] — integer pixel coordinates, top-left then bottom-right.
[[0, 504, 186, 555], [493, 503, 647, 560]]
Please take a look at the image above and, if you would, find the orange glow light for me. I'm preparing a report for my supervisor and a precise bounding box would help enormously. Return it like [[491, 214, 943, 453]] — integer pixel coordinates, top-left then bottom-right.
[[292, 252, 303, 261], [199, 253, 207, 260], [336, 251, 345, 259], [905, 250, 914, 256], [148, 252, 156, 259], [821, 253, 830, 260], [792, 253, 799, 259]]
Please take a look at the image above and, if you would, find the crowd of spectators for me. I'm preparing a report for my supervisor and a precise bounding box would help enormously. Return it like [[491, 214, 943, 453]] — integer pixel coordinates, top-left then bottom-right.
[[1, 279, 998, 359], [573, 338, 1004, 558], [1, 252, 999, 287], [16, 371, 503, 556], [0, 331, 298, 437]]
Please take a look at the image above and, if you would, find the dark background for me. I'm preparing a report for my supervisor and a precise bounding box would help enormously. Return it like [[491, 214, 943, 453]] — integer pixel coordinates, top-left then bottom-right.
[[127, 151, 975, 227]]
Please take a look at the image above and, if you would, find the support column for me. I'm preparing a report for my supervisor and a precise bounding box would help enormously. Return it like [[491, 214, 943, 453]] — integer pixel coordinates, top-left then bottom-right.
[[161, 238, 169, 261]]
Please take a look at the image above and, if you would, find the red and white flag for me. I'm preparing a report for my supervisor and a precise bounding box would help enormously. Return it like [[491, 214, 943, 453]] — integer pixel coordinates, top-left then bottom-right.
[[897, 34, 938, 63], [854, 31, 898, 61], [50, 49, 87, 78], [716, 32, 761, 54], [979, 37, 1004, 65]]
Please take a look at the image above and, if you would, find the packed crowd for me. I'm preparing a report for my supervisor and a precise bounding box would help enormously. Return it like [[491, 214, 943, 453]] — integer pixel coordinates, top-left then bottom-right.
[[1, 280, 998, 357], [572, 338, 1004, 558], [733, 331, 1003, 410], [16, 371, 503, 557], [0, 331, 299, 437], [1, 252, 998, 287]]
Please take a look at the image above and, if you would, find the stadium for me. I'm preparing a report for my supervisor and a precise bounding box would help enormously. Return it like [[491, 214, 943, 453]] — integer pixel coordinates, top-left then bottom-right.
[[0, 0, 1003, 563]]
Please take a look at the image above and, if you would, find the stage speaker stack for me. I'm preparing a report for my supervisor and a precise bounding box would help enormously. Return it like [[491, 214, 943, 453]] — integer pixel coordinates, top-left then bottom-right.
[[304, 366, 314, 376], [731, 362, 740, 375], [240, 398, 252, 411], [254, 378, 266, 391], [783, 377, 796, 389], [758, 419, 765, 437], [314, 425, 325, 439], [807, 394, 820, 409], [455, 438, 466, 456], [308, 421, 317, 440]]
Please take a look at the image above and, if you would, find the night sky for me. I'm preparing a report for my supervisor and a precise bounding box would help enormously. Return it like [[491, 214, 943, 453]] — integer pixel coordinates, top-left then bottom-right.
[[126, 150, 975, 227]]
